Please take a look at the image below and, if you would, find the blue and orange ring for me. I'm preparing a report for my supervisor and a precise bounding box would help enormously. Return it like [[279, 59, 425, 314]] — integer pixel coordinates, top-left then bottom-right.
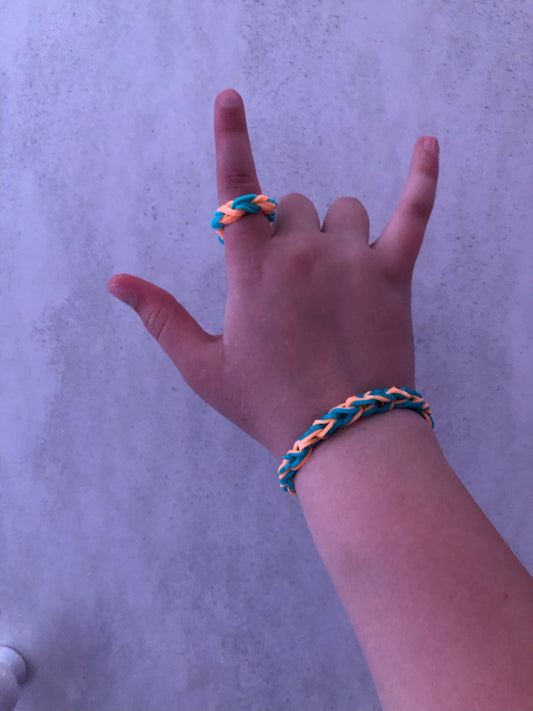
[[211, 194, 278, 244]]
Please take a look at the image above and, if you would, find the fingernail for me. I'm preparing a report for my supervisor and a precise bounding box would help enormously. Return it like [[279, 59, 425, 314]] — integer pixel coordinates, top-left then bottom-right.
[[423, 137, 439, 155], [219, 89, 242, 108], [108, 282, 137, 307]]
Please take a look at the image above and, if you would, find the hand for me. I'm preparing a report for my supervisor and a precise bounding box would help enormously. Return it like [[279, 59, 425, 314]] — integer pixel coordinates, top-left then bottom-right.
[[107, 89, 439, 463]]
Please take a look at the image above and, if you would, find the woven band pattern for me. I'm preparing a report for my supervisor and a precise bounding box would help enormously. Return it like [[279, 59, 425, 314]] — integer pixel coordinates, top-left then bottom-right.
[[211, 193, 278, 244], [278, 386, 435, 496]]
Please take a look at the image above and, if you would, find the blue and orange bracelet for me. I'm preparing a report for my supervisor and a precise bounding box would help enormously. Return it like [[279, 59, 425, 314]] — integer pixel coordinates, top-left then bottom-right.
[[277, 386, 434, 495]]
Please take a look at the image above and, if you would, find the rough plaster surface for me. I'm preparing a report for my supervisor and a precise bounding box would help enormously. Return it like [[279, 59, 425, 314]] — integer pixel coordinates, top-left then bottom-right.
[[1, 2, 532, 710]]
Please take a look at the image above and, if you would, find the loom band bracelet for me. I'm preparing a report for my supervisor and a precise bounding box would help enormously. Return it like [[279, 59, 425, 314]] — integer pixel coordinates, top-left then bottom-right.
[[211, 194, 278, 244], [278, 386, 435, 496], [283, 386, 435, 461]]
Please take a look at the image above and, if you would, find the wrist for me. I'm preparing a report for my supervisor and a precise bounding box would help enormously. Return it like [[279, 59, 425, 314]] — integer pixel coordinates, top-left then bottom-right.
[[294, 406, 440, 491], [271, 388, 436, 493]]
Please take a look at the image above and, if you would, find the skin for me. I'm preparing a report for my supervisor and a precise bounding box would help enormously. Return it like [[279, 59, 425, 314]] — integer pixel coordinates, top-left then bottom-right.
[[107, 89, 533, 709], [108, 87, 436, 464]]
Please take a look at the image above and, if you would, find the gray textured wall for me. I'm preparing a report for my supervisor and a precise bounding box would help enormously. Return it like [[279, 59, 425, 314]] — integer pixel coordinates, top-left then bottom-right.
[[1, 2, 532, 710]]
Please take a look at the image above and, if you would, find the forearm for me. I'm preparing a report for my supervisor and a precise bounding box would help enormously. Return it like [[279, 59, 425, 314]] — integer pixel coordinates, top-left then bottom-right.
[[294, 407, 533, 711]]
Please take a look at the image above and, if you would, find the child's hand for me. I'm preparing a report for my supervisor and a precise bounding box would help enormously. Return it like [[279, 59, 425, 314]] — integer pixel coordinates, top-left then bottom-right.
[[108, 89, 439, 463]]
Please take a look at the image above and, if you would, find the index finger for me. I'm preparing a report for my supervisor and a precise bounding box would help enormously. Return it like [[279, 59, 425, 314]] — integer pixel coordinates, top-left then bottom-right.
[[214, 89, 272, 249]]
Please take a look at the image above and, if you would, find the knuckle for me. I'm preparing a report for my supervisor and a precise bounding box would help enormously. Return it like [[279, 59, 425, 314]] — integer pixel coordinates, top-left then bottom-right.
[[382, 259, 411, 289], [282, 191, 306, 200], [224, 172, 255, 194], [333, 196, 366, 211], [278, 192, 313, 208], [282, 237, 321, 276], [142, 303, 169, 342], [404, 196, 431, 222]]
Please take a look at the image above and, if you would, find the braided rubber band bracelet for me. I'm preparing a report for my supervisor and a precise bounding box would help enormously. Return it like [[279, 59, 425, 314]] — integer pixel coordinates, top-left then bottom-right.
[[211, 194, 278, 244], [278, 386, 435, 496]]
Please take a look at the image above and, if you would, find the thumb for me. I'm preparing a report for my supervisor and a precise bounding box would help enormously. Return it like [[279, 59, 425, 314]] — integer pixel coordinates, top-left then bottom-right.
[[107, 273, 221, 391]]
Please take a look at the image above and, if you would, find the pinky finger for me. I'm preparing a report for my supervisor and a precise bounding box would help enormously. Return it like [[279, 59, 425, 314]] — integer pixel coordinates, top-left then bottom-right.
[[375, 136, 439, 278]]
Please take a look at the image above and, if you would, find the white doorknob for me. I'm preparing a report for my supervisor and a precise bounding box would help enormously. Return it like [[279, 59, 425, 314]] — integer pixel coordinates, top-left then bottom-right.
[[0, 647, 27, 711]]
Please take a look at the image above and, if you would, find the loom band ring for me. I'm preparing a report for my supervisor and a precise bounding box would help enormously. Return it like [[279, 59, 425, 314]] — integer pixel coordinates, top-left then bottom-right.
[[211, 194, 278, 244]]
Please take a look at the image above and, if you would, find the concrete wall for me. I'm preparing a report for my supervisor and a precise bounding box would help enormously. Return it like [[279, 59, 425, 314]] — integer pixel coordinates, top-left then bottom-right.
[[1, 1, 532, 709]]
